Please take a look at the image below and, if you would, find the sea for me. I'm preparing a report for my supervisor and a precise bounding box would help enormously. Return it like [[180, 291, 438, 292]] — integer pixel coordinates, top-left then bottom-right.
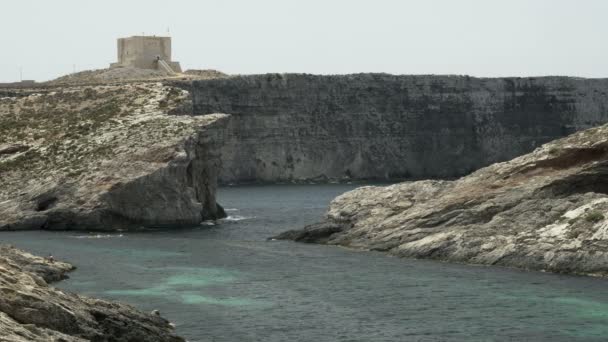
[[3, 184, 608, 341]]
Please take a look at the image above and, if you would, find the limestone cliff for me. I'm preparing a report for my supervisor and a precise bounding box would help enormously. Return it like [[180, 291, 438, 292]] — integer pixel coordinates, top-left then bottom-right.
[[277, 123, 608, 277], [0, 245, 183, 341], [0, 83, 228, 231], [179, 74, 608, 183]]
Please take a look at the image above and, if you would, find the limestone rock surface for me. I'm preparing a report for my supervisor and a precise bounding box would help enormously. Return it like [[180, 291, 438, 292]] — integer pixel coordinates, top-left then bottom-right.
[[277, 123, 608, 276], [0, 245, 183, 342], [0, 83, 228, 231]]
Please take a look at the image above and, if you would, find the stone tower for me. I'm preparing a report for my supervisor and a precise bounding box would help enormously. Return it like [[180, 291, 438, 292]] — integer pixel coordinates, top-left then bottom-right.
[[110, 36, 182, 73]]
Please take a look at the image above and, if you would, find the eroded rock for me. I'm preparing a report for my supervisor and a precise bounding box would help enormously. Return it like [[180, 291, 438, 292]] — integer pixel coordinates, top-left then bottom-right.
[[277, 124, 608, 276], [0, 144, 29, 156], [0, 83, 229, 230], [0, 245, 184, 341]]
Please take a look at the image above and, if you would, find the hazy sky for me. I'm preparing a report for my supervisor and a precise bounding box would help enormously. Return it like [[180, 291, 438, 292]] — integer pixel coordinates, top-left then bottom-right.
[[1, 0, 607, 81]]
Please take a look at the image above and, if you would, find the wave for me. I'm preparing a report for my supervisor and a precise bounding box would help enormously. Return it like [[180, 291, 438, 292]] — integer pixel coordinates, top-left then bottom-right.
[[224, 208, 239, 212], [200, 214, 254, 226], [220, 215, 254, 222]]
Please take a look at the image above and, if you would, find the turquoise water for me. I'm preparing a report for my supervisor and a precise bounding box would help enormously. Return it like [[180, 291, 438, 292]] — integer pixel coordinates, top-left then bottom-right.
[[3, 184, 608, 341]]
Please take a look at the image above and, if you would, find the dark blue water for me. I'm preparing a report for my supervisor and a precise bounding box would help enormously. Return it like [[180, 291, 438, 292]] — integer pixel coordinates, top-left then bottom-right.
[[3, 184, 608, 341]]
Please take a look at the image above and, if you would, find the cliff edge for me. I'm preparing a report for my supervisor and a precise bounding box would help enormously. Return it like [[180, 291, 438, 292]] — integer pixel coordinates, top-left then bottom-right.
[[0, 245, 183, 341], [277, 123, 608, 276], [0, 83, 228, 231]]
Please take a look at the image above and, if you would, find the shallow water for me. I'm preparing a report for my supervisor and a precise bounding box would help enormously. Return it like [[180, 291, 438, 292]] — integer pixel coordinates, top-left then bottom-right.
[[3, 184, 608, 341]]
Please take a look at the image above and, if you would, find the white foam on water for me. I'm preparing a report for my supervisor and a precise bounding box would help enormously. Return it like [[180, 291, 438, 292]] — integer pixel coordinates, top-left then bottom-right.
[[221, 215, 254, 222], [200, 213, 252, 226], [70, 234, 124, 239]]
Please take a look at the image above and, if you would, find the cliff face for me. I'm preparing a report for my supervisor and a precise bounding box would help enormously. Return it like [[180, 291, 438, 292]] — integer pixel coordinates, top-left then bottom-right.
[[276, 123, 608, 276], [0, 245, 183, 341], [0, 83, 228, 231], [182, 74, 608, 183]]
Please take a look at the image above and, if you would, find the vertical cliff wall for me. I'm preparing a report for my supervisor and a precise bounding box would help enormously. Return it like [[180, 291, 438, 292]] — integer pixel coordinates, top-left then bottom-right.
[[179, 74, 608, 183]]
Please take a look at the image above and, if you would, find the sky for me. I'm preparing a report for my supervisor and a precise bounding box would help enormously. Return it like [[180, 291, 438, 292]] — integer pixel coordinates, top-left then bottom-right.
[[1, 0, 607, 82]]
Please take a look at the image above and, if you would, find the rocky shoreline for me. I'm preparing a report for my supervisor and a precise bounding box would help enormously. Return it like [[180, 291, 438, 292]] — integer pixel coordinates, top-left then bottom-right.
[[0, 245, 184, 341], [277, 123, 608, 277]]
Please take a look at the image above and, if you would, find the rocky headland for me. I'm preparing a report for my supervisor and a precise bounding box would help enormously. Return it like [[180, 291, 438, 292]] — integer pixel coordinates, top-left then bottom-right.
[[0, 82, 228, 231], [177, 74, 608, 184], [0, 245, 183, 341], [277, 123, 608, 277]]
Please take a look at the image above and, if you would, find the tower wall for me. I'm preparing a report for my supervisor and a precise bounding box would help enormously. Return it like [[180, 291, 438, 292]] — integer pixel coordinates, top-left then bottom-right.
[[111, 36, 181, 72]]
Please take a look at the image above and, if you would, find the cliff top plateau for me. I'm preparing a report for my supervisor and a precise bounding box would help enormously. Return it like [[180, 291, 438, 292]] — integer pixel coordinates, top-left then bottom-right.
[[41, 68, 228, 87]]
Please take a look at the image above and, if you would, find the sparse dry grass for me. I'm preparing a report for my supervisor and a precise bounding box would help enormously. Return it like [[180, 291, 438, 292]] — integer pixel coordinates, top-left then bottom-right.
[[0, 82, 223, 202]]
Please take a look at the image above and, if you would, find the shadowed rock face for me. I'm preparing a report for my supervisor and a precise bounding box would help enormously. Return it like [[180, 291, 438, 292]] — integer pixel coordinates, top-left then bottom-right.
[[276, 123, 608, 277], [0, 245, 184, 342], [180, 74, 608, 184], [0, 83, 228, 231]]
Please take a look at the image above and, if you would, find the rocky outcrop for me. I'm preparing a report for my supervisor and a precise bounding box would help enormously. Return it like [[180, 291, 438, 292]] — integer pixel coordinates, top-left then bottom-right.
[[0, 245, 183, 341], [277, 123, 608, 277], [0, 83, 228, 231], [178, 74, 608, 184]]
